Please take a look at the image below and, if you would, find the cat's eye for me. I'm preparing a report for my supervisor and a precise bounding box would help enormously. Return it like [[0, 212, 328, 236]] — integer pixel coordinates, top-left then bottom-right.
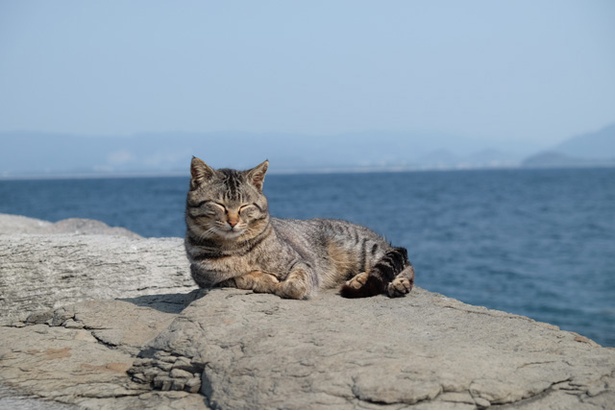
[[191, 201, 227, 215], [210, 202, 227, 212], [238, 204, 256, 214]]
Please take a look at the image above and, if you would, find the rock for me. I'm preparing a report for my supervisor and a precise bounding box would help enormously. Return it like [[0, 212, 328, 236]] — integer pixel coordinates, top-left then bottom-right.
[[0, 290, 207, 409], [0, 384, 74, 410], [45, 217, 142, 238], [1, 214, 614, 409], [0, 234, 195, 320], [0, 214, 53, 235], [3, 289, 614, 410], [0, 213, 204, 408], [0, 213, 141, 238], [139, 288, 615, 409]]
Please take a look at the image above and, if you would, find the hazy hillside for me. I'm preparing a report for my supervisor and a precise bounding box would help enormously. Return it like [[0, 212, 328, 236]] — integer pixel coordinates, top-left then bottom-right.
[[555, 123, 615, 158], [0, 131, 529, 177], [523, 124, 615, 168], [3, 124, 614, 177]]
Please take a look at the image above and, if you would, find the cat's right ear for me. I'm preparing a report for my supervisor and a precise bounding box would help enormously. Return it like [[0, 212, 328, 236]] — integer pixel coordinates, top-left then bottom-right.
[[190, 156, 216, 190]]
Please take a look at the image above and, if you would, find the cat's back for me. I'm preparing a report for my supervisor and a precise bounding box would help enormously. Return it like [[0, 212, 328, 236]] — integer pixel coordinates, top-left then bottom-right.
[[271, 217, 389, 252], [270, 217, 393, 288]]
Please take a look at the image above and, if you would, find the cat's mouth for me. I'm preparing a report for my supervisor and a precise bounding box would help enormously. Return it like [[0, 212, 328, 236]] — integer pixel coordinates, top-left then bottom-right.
[[219, 226, 246, 238]]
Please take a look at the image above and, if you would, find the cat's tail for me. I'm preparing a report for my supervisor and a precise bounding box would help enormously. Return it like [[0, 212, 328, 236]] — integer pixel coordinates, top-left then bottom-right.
[[339, 246, 415, 298]]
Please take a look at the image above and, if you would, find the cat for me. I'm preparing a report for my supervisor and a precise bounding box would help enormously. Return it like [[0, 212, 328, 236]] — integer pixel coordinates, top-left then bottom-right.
[[185, 156, 415, 299]]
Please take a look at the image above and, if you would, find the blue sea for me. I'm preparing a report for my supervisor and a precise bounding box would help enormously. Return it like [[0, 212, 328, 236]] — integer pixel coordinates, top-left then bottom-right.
[[1, 168, 613, 346]]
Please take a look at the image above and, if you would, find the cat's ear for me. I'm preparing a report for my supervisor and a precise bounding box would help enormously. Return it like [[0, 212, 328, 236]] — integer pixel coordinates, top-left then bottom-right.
[[247, 160, 269, 192], [190, 156, 216, 190]]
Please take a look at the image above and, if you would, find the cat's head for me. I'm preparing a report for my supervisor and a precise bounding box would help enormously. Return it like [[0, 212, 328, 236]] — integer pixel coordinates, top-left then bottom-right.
[[186, 157, 270, 241]]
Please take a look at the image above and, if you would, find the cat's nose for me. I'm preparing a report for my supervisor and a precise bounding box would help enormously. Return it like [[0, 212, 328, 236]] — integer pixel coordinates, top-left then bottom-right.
[[227, 214, 239, 227]]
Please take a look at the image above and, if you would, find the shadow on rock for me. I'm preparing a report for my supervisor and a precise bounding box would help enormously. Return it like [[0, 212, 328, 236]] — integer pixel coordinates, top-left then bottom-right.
[[120, 289, 205, 314]]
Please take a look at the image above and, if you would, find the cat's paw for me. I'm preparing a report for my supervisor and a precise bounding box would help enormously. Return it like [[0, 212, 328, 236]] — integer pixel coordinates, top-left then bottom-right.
[[275, 269, 311, 299], [231, 270, 279, 293], [344, 272, 369, 290], [246, 271, 280, 294], [386, 277, 412, 298], [340, 272, 382, 298], [276, 280, 308, 299]]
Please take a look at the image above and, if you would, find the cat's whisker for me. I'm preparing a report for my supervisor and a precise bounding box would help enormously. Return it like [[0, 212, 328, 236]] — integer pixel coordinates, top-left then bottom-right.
[[194, 226, 217, 241]]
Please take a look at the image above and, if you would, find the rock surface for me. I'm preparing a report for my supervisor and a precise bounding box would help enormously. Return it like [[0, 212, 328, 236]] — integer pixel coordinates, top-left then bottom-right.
[[0, 215, 193, 320], [0, 213, 141, 238], [134, 288, 615, 409], [1, 214, 614, 409]]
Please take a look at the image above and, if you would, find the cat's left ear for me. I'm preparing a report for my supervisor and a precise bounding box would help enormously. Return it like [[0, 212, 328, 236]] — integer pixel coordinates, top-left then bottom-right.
[[247, 160, 269, 192]]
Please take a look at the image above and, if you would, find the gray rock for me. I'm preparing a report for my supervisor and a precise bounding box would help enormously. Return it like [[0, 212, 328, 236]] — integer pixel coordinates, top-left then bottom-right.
[[0, 214, 53, 235], [0, 383, 76, 410], [0, 233, 195, 320], [0, 213, 141, 238], [141, 288, 615, 409], [5, 287, 611, 409], [44, 217, 142, 238], [0, 214, 614, 409], [0, 299, 208, 409]]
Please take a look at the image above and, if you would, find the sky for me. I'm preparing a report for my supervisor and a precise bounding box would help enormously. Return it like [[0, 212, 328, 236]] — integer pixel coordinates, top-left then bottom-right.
[[1, 0, 614, 148]]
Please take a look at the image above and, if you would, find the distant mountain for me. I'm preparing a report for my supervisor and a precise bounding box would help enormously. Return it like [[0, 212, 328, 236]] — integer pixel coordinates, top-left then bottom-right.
[[522, 123, 615, 168], [555, 123, 615, 159], [5, 125, 614, 177], [0, 131, 529, 177]]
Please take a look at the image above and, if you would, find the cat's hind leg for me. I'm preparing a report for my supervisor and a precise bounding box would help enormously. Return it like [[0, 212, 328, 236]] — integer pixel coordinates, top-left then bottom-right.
[[343, 272, 369, 291], [342, 272, 369, 292], [387, 265, 415, 297], [340, 271, 383, 298], [340, 246, 412, 298]]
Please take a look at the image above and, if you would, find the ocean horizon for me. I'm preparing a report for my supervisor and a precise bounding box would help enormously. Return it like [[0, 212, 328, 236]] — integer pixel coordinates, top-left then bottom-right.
[[5, 161, 615, 181]]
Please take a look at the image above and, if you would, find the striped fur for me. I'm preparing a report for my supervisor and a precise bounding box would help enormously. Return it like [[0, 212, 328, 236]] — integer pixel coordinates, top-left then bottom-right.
[[185, 157, 414, 299]]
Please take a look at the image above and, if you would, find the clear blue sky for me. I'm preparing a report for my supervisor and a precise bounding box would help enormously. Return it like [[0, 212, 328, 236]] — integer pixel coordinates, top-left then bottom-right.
[[1, 0, 614, 146]]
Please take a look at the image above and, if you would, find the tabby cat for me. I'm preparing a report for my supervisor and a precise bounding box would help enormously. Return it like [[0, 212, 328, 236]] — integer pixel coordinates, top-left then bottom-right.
[[185, 156, 415, 299]]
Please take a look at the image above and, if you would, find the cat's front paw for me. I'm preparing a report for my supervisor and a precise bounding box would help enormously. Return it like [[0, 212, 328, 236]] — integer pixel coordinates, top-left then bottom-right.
[[250, 271, 280, 294], [230, 270, 280, 294], [276, 281, 308, 299], [274, 269, 311, 299]]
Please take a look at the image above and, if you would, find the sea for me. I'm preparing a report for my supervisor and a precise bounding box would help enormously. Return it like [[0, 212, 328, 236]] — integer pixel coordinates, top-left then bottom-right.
[[0, 167, 613, 347]]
